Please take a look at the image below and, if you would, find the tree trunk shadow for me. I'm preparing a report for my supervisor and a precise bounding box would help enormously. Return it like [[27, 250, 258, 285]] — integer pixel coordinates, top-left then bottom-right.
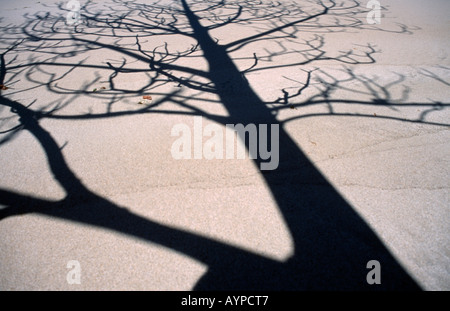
[[180, 0, 420, 290]]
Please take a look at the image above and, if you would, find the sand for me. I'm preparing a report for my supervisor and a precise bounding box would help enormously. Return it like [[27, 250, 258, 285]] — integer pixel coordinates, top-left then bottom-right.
[[0, 0, 449, 290]]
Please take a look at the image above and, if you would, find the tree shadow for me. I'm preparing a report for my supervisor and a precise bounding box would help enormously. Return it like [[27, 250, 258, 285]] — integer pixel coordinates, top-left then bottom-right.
[[1, 0, 446, 290]]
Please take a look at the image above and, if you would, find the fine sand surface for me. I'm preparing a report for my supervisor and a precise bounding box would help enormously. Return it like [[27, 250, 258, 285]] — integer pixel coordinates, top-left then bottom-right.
[[0, 0, 449, 290]]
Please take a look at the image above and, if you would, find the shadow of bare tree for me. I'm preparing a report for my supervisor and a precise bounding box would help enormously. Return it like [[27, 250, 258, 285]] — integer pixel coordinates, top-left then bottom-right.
[[1, 0, 447, 290]]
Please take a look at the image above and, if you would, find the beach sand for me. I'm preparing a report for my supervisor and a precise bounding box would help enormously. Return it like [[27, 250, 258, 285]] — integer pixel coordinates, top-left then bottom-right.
[[0, 0, 448, 290]]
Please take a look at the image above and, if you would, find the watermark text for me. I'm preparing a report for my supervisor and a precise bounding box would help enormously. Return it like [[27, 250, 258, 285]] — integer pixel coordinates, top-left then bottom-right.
[[171, 116, 279, 170]]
